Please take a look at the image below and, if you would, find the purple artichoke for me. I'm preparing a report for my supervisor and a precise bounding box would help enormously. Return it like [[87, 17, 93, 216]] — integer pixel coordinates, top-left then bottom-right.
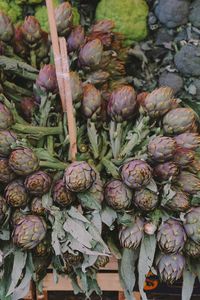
[[82, 84, 102, 120], [5, 179, 29, 208], [0, 196, 8, 225], [174, 133, 200, 150], [53, 179, 76, 207], [21, 16, 42, 46], [154, 162, 179, 181], [70, 71, 83, 104], [184, 207, 200, 245], [92, 20, 115, 33], [119, 217, 144, 249], [173, 147, 195, 166], [31, 197, 46, 216], [0, 130, 17, 157], [55, 2, 73, 36], [86, 70, 110, 85], [134, 188, 159, 211], [184, 239, 200, 258], [165, 189, 190, 212], [25, 171, 51, 195], [0, 158, 15, 183], [36, 64, 58, 94], [67, 25, 85, 53], [176, 171, 200, 194], [19, 97, 36, 123], [0, 102, 13, 129], [79, 39, 103, 68], [148, 136, 177, 162]]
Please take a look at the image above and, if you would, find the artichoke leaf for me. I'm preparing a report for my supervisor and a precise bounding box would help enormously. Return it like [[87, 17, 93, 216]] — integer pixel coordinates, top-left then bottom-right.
[[77, 191, 101, 211], [12, 265, 32, 300], [67, 206, 90, 223], [161, 184, 176, 207], [182, 269, 196, 300], [101, 206, 117, 227]]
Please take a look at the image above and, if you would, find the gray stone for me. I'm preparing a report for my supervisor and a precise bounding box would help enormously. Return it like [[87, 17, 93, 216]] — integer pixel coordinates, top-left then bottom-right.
[[155, 28, 173, 45], [189, 0, 200, 28], [159, 71, 183, 94], [174, 44, 200, 77], [193, 79, 200, 99], [155, 0, 189, 28]]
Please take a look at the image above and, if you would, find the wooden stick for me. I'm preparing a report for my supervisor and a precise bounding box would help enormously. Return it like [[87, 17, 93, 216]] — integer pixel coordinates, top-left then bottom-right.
[[45, 0, 66, 111], [59, 37, 77, 161]]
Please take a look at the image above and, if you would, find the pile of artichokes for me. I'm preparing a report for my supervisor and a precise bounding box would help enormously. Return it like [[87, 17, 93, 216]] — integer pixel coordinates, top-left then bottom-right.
[[0, 2, 199, 300]]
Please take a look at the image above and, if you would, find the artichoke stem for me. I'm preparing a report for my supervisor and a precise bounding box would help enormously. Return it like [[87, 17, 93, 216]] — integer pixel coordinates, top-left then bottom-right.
[[110, 121, 123, 159], [101, 157, 120, 179], [39, 160, 68, 170], [3, 81, 33, 97], [47, 135, 54, 155], [30, 50, 37, 69], [87, 120, 99, 159], [12, 123, 62, 136]]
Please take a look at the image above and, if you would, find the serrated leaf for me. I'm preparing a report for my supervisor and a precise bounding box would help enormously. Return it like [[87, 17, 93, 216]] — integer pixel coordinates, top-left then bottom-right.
[[146, 179, 158, 193], [161, 184, 176, 206], [69, 239, 109, 256], [119, 248, 139, 300], [182, 269, 196, 300], [12, 265, 32, 300], [77, 192, 101, 211], [138, 235, 157, 300], [117, 212, 133, 226], [101, 206, 117, 227], [67, 206, 90, 223], [90, 211, 102, 233]]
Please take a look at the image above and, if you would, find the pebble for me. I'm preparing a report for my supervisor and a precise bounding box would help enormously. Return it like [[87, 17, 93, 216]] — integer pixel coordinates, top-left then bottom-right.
[[174, 44, 200, 77], [189, 0, 200, 29], [159, 71, 183, 94], [155, 28, 173, 45], [155, 0, 189, 28], [193, 79, 200, 99]]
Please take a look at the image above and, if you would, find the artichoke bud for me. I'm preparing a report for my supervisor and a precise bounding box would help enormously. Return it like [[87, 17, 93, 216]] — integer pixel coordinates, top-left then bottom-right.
[[92, 20, 115, 33], [84, 173, 104, 210], [184, 207, 200, 244], [107, 85, 137, 122], [79, 39, 103, 68], [176, 171, 200, 195], [121, 159, 152, 189], [31, 197, 46, 216], [67, 25, 85, 52], [173, 147, 195, 166], [13, 26, 28, 58], [157, 219, 186, 254], [19, 97, 36, 123], [5, 179, 29, 208], [0, 12, 14, 43], [174, 133, 200, 150], [36, 64, 58, 94], [165, 189, 190, 212], [21, 16, 43, 47], [63, 251, 83, 266], [25, 171, 51, 196], [0, 158, 15, 183], [33, 238, 51, 257], [134, 188, 159, 212], [184, 239, 200, 258], [104, 179, 133, 211], [163, 108, 197, 135], [64, 161, 96, 192], [82, 84, 102, 121], [0, 196, 9, 225], [86, 70, 110, 85], [0, 130, 17, 157], [70, 71, 83, 104], [144, 222, 157, 235], [53, 179, 76, 207], [0, 102, 13, 130], [148, 136, 177, 162], [55, 2, 73, 36], [154, 162, 179, 181], [119, 217, 144, 249], [94, 255, 109, 269]]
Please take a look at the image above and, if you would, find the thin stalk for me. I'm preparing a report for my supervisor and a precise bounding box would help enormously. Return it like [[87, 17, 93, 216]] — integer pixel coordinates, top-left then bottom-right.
[[12, 123, 62, 136], [39, 160, 68, 170], [3, 81, 33, 97], [87, 120, 99, 159], [30, 50, 37, 68]]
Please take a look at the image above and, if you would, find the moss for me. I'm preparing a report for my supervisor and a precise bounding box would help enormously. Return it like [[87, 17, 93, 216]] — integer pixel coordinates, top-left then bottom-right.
[[95, 0, 149, 45], [0, 1, 22, 23]]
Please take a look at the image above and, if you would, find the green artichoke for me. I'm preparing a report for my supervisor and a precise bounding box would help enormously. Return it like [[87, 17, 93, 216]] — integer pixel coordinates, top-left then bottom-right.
[[154, 162, 179, 181], [36, 64, 58, 94], [0, 12, 14, 42], [173, 148, 195, 166], [94, 255, 109, 269], [174, 133, 200, 150], [0, 130, 17, 157], [55, 2, 73, 36], [82, 84, 102, 121], [9, 148, 39, 176], [63, 251, 83, 266], [0, 103, 13, 129], [67, 25, 85, 53], [163, 108, 197, 135], [176, 171, 200, 195], [0, 158, 15, 183], [25, 171, 51, 195], [53, 179, 76, 207], [148, 136, 177, 162], [156, 253, 185, 284], [0, 196, 8, 225], [184, 207, 200, 245], [21, 16, 43, 46], [33, 237, 51, 257], [31, 197, 46, 216], [107, 85, 137, 122], [184, 239, 200, 258], [104, 179, 133, 210], [165, 189, 190, 212], [5, 179, 29, 208], [64, 161, 96, 192], [157, 219, 186, 254], [13, 215, 47, 250], [79, 39, 103, 68], [143, 87, 176, 118], [119, 217, 144, 249], [121, 159, 152, 189], [134, 188, 159, 212]]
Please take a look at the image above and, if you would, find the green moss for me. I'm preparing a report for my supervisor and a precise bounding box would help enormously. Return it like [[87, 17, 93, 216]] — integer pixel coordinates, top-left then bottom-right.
[[95, 0, 149, 45], [0, 1, 22, 23]]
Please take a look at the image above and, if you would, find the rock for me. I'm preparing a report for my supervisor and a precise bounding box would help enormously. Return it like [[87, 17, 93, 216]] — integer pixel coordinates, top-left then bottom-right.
[[95, 0, 149, 45], [155, 28, 173, 45], [193, 79, 200, 99], [174, 44, 200, 77], [159, 72, 183, 94], [189, 0, 200, 29], [155, 0, 189, 28]]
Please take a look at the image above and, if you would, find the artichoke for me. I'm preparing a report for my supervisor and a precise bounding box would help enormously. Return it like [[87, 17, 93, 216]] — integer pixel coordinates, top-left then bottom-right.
[[0, 12, 14, 42], [9, 148, 39, 176], [19, 97, 36, 122], [163, 108, 197, 135], [104, 180, 133, 210], [86, 70, 110, 85], [156, 253, 185, 284], [119, 217, 144, 249], [63, 251, 83, 266], [33, 237, 51, 257], [67, 25, 85, 53], [143, 87, 176, 118], [94, 255, 109, 269], [134, 188, 159, 212], [176, 171, 200, 194], [13, 215, 47, 250], [0, 196, 8, 225], [52, 179, 76, 207], [107, 85, 137, 122], [21, 16, 43, 46], [174, 133, 200, 150], [154, 162, 179, 181], [82, 84, 102, 121], [70, 71, 83, 104], [92, 20, 115, 33], [184, 207, 200, 245], [11, 209, 26, 228], [55, 2, 73, 36], [13, 26, 28, 59], [148, 136, 177, 162], [0, 102, 13, 129], [5, 179, 29, 208], [157, 219, 186, 254], [121, 159, 152, 189], [25, 171, 51, 195], [85, 173, 104, 209], [64, 161, 96, 192], [184, 239, 200, 258], [31, 197, 46, 216], [0, 158, 15, 183], [165, 189, 190, 212], [79, 39, 103, 68], [173, 148, 195, 166], [0, 130, 17, 157], [36, 64, 58, 94]]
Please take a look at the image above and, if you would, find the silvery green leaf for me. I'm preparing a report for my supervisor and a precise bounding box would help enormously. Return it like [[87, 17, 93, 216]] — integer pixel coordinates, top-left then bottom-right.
[[86, 223, 110, 254], [69, 274, 83, 295], [146, 179, 158, 193], [107, 236, 122, 259], [67, 206, 90, 223], [138, 235, 157, 300], [101, 206, 117, 227], [82, 254, 98, 272], [90, 211, 102, 233], [11, 265, 32, 300], [182, 269, 196, 300], [77, 192, 101, 211], [42, 193, 53, 209], [161, 184, 176, 206], [69, 239, 109, 256], [0, 229, 10, 241], [117, 212, 133, 226]]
